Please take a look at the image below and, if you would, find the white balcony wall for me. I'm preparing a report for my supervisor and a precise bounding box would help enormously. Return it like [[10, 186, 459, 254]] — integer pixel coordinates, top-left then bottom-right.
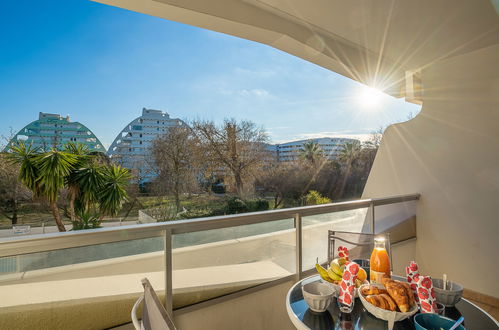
[[363, 44, 499, 298]]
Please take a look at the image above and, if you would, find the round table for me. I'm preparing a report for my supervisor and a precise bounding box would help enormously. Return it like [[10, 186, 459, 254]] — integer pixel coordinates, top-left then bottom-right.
[[286, 275, 498, 330]]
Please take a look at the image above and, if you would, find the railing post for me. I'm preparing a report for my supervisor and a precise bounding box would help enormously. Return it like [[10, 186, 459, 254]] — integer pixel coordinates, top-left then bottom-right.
[[370, 202, 376, 234], [164, 229, 173, 317], [294, 213, 302, 281]]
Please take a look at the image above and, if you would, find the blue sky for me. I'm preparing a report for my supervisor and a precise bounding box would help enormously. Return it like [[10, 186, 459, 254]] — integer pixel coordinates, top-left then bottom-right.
[[0, 0, 420, 148]]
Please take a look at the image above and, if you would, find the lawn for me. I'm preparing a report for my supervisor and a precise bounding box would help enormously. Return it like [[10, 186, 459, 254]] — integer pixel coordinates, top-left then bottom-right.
[[0, 194, 230, 230]]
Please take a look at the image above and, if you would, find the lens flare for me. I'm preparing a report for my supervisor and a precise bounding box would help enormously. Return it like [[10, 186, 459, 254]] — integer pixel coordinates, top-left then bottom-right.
[[358, 86, 385, 109]]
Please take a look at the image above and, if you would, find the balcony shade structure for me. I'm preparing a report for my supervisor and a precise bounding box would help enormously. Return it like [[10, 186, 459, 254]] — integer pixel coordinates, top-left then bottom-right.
[[93, 0, 499, 302], [107, 108, 185, 183], [4, 112, 106, 152]]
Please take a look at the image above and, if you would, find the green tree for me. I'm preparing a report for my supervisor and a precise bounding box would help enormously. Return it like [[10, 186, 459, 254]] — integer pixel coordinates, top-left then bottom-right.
[[8, 142, 130, 232], [305, 190, 332, 205], [7, 142, 39, 194], [64, 143, 93, 222], [337, 141, 361, 199], [299, 141, 324, 165], [98, 165, 131, 217], [32, 149, 79, 232]]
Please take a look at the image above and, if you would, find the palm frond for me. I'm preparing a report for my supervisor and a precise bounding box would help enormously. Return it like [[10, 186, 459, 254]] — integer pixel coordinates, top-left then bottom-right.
[[98, 165, 131, 216], [33, 149, 78, 203]]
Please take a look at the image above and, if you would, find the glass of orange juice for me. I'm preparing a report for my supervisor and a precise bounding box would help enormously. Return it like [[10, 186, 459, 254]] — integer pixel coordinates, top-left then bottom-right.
[[369, 236, 391, 284]]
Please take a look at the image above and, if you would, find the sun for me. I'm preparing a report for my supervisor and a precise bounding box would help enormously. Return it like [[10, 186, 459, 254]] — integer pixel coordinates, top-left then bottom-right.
[[357, 85, 385, 109]]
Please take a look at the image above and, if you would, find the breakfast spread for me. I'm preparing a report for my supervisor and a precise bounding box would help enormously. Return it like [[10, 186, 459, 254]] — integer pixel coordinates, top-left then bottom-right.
[[308, 237, 455, 327]]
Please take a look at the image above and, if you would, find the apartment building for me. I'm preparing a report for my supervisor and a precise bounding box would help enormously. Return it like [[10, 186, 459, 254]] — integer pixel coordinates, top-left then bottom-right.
[[107, 108, 185, 183], [5, 112, 105, 152]]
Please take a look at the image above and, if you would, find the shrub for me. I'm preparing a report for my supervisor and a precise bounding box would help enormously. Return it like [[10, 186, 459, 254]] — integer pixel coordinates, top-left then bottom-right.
[[72, 211, 101, 230], [305, 190, 332, 206], [246, 198, 270, 212], [224, 197, 248, 214], [178, 208, 218, 219]]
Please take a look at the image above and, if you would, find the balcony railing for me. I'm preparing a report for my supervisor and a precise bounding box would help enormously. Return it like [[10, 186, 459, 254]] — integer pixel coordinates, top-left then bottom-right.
[[0, 193, 419, 328]]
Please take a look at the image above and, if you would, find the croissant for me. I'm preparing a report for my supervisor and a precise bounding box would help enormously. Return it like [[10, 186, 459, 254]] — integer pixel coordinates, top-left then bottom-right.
[[366, 295, 389, 310], [361, 285, 387, 296], [398, 281, 415, 306], [384, 280, 410, 312], [379, 293, 398, 311]]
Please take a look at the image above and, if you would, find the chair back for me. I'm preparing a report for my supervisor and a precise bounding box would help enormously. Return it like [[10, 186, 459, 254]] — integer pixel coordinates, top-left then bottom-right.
[[131, 278, 177, 330], [327, 231, 392, 271]]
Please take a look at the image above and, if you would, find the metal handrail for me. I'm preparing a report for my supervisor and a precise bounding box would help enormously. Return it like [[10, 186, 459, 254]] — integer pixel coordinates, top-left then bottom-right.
[[0, 193, 419, 258], [0, 192, 420, 318]]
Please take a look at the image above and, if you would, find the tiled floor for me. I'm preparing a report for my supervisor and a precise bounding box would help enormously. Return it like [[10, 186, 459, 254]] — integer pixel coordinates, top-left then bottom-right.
[[469, 299, 499, 322]]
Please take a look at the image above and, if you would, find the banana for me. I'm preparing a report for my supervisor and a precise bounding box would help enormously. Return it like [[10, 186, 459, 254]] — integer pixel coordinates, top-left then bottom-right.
[[327, 267, 342, 281], [330, 258, 345, 277], [315, 258, 335, 283]]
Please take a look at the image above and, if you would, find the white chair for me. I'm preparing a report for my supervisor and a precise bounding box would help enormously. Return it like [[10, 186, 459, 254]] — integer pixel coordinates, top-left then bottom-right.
[[131, 278, 177, 330]]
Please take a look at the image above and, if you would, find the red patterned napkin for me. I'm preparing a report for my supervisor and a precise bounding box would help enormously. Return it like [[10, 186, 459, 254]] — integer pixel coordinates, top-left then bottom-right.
[[338, 246, 349, 261], [338, 262, 359, 307], [406, 261, 420, 303], [414, 275, 437, 313]]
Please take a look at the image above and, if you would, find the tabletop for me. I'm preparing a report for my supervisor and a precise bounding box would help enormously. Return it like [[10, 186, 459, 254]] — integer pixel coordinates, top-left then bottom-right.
[[286, 275, 499, 330]]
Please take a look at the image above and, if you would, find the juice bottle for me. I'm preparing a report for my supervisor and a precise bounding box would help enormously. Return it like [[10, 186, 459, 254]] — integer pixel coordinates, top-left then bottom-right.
[[370, 236, 391, 284]]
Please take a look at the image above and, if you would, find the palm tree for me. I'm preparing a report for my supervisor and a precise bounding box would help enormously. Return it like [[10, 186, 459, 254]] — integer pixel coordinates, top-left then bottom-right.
[[98, 165, 131, 217], [299, 141, 323, 165], [337, 141, 361, 199], [7, 142, 40, 195], [64, 143, 91, 222], [9, 142, 130, 232], [32, 149, 78, 232]]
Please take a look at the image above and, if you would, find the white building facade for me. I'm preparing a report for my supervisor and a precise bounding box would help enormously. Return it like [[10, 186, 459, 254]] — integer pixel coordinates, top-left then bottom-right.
[[107, 108, 185, 183], [5, 112, 105, 153], [270, 137, 360, 163]]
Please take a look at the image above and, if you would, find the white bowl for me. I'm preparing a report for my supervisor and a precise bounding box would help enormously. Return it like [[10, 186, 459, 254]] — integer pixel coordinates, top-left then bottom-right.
[[358, 284, 418, 329], [302, 282, 335, 313], [432, 278, 463, 307]]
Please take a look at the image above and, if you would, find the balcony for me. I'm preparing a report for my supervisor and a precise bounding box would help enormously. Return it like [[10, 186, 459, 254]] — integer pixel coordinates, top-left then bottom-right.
[[2, 0, 498, 328], [0, 194, 419, 329]]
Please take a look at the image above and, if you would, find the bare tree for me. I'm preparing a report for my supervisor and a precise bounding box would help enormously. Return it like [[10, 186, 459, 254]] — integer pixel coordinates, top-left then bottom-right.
[[191, 119, 269, 197], [258, 162, 311, 208], [0, 154, 31, 225], [152, 126, 198, 211]]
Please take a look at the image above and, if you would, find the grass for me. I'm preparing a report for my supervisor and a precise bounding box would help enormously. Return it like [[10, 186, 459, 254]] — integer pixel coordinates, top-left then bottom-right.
[[0, 194, 230, 229]]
